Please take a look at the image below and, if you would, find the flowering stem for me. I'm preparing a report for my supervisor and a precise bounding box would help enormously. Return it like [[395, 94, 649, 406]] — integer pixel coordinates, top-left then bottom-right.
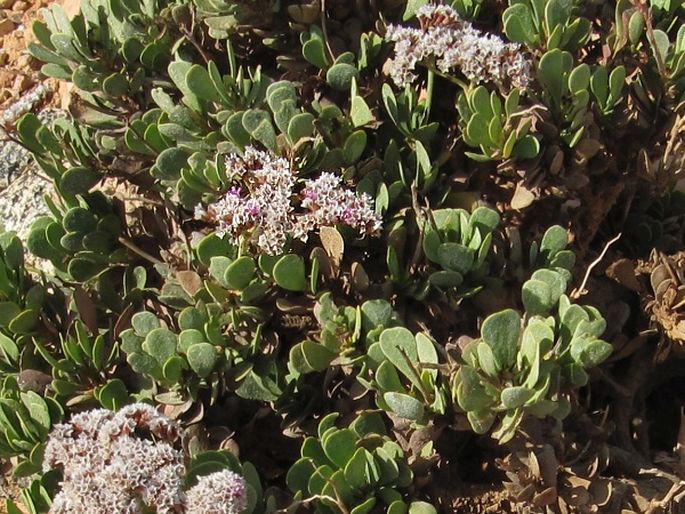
[[320, 0, 336, 64], [425, 63, 470, 91], [425, 69, 435, 120], [118, 237, 163, 265]]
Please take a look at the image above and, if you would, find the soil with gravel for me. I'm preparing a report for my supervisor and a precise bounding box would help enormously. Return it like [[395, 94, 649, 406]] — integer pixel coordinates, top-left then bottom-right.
[[0, 0, 69, 253]]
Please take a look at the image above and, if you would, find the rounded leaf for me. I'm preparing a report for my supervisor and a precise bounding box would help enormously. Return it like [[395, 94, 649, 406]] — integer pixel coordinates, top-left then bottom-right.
[[481, 309, 521, 369], [286, 457, 316, 493], [224, 256, 256, 290], [379, 327, 421, 388], [437, 243, 474, 274], [142, 328, 178, 363], [500, 386, 534, 409], [409, 502, 437, 514], [383, 392, 425, 421], [322, 428, 358, 469], [273, 255, 307, 292], [63, 207, 97, 233], [60, 167, 100, 195], [131, 312, 160, 337], [326, 63, 359, 91], [97, 379, 128, 411], [570, 337, 612, 368], [299, 341, 336, 372], [521, 279, 553, 316], [67, 258, 104, 282], [186, 342, 218, 378]]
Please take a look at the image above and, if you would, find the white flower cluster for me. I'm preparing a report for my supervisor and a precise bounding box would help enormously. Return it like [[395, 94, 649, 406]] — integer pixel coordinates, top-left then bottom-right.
[[186, 469, 248, 514], [43, 404, 248, 514], [196, 147, 382, 255], [385, 4, 532, 90], [299, 172, 382, 236], [44, 403, 185, 514]]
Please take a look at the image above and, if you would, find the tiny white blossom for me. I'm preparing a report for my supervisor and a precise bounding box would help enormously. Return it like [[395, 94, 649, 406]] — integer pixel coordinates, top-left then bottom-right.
[[196, 147, 382, 255], [385, 3, 532, 90], [186, 470, 248, 514], [299, 172, 382, 236], [44, 404, 185, 514], [44, 405, 252, 514]]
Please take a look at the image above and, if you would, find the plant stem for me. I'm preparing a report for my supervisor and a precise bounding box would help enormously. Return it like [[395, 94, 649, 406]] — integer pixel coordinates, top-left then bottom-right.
[[425, 63, 470, 90], [425, 69, 435, 120], [180, 26, 210, 65], [118, 237, 163, 265], [320, 0, 336, 64]]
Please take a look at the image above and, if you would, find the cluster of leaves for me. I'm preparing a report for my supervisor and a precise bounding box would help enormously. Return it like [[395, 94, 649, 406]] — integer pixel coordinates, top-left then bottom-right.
[[285, 412, 433, 514], [2, 0, 685, 512]]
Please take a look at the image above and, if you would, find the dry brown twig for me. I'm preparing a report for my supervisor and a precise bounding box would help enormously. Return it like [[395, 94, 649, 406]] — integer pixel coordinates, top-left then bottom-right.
[[571, 232, 622, 299]]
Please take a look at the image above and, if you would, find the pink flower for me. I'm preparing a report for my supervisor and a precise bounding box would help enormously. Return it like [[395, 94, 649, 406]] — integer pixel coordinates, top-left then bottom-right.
[[196, 148, 382, 254], [298, 172, 382, 235]]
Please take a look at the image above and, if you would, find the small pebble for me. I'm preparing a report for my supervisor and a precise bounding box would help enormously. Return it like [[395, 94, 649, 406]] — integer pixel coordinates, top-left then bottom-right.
[[0, 17, 14, 37], [12, 74, 32, 93], [15, 54, 33, 69], [12, 1, 27, 12]]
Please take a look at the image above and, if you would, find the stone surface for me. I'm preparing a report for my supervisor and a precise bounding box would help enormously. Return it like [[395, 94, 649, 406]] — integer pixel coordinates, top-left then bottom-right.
[[0, 165, 50, 241]]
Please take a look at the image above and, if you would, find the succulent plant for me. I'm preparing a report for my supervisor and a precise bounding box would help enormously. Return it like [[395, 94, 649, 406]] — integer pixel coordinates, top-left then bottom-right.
[[118, 233, 330, 403], [537, 49, 626, 146], [28, 1, 179, 118], [2, 0, 683, 511], [457, 86, 540, 161], [286, 412, 434, 514], [0, 230, 43, 372], [289, 294, 399, 377], [421, 206, 500, 296], [193, 0, 281, 41], [32, 320, 125, 409], [0, 375, 63, 473], [453, 267, 612, 442], [536, 50, 589, 147], [502, 0, 591, 52], [381, 83, 438, 147], [131, 51, 373, 209], [26, 192, 128, 283], [119, 306, 254, 402], [361, 327, 447, 425], [616, 0, 685, 99], [299, 20, 385, 90], [528, 224, 577, 272], [15, 114, 102, 195]]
